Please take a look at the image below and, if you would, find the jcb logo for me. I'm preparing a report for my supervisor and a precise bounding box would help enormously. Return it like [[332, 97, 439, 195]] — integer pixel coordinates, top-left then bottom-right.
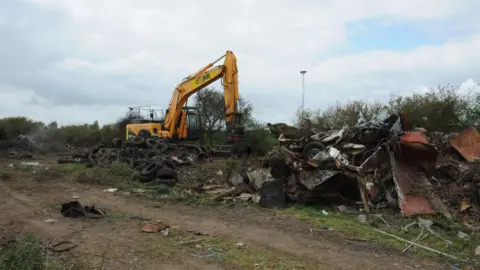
[[195, 73, 211, 85]]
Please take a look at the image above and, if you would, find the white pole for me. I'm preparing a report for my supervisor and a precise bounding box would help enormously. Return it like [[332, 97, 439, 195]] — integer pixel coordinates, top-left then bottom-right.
[[300, 70, 307, 111]]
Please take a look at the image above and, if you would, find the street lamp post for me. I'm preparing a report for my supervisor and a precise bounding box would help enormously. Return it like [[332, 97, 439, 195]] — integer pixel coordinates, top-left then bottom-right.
[[300, 70, 307, 111]]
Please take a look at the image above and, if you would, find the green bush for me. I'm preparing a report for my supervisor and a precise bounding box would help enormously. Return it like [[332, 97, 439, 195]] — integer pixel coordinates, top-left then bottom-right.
[[245, 128, 277, 156], [295, 85, 480, 132], [0, 117, 45, 140]]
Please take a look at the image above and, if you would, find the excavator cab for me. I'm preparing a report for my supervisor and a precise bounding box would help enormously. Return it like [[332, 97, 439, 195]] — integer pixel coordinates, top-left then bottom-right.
[[184, 109, 201, 141], [167, 106, 202, 141], [125, 106, 201, 141]]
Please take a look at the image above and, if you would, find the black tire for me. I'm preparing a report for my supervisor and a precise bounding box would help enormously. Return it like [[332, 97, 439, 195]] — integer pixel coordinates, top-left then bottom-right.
[[167, 144, 178, 150], [145, 138, 159, 149], [133, 159, 149, 171], [141, 163, 160, 179], [156, 168, 178, 180], [259, 178, 286, 209], [302, 141, 326, 161], [112, 138, 122, 149], [123, 147, 134, 157], [132, 136, 145, 146], [153, 178, 177, 187], [161, 159, 176, 170], [132, 171, 151, 183], [122, 140, 134, 148], [143, 149, 158, 159], [156, 142, 168, 153]]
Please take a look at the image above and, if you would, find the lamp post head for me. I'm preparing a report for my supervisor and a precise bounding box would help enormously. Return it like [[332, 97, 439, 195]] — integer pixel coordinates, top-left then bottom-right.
[[300, 70, 307, 75]]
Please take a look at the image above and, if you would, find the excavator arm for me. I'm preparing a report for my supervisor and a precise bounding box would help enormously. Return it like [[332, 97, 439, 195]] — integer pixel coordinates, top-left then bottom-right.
[[162, 51, 244, 142]]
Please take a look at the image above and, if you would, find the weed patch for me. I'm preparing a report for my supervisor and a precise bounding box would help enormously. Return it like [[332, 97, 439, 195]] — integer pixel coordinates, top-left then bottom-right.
[[0, 234, 44, 270], [279, 205, 479, 264], [55, 162, 134, 187]]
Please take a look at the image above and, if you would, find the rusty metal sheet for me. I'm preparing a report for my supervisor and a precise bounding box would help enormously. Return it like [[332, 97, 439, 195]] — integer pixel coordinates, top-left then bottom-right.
[[391, 158, 435, 216], [450, 127, 480, 162], [398, 131, 438, 175], [400, 131, 430, 145]]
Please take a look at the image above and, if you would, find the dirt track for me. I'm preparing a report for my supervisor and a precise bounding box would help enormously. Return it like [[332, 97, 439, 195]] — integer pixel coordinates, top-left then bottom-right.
[[0, 163, 443, 269]]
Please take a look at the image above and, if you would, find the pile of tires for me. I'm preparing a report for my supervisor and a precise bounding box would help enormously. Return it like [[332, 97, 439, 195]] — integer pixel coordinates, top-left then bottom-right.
[[62, 137, 204, 186]]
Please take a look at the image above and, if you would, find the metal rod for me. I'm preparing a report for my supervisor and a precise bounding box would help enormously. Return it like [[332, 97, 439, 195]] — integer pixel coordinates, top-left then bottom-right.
[[212, 54, 226, 65]]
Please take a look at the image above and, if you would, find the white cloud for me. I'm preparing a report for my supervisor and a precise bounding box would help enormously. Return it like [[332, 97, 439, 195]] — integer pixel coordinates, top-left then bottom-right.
[[1, 0, 480, 126], [53, 58, 94, 70], [302, 35, 480, 107]]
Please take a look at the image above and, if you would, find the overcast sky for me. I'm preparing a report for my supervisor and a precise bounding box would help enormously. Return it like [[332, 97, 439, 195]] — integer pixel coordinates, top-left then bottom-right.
[[1, 0, 480, 126]]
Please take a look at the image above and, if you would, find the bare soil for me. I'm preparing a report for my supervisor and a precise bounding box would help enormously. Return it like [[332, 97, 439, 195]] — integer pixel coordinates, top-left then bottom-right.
[[0, 158, 444, 270]]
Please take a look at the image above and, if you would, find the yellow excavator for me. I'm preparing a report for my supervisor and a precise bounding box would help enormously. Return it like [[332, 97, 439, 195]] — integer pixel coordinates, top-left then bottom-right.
[[125, 51, 247, 156]]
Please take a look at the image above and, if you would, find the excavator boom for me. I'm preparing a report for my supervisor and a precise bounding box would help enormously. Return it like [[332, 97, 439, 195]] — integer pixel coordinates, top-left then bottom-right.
[[162, 51, 243, 141]]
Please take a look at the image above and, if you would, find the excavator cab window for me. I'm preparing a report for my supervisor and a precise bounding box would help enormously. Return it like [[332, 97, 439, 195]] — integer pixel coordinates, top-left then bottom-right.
[[185, 111, 201, 141]]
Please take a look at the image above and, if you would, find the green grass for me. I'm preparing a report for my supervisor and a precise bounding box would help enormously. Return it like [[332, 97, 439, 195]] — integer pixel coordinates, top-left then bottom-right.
[[0, 234, 85, 270], [54, 162, 135, 188], [278, 205, 479, 264], [53, 163, 86, 175], [108, 212, 126, 221], [0, 234, 45, 270]]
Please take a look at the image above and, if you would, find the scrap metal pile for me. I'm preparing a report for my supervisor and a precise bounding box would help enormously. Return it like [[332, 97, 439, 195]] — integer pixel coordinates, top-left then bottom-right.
[[260, 108, 480, 221], [59, 136, 208, 185]]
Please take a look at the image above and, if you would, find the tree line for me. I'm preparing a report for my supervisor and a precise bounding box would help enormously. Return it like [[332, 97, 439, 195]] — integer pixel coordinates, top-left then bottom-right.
[[294, 84, 480, 132], [0, 85, 478, 154]]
